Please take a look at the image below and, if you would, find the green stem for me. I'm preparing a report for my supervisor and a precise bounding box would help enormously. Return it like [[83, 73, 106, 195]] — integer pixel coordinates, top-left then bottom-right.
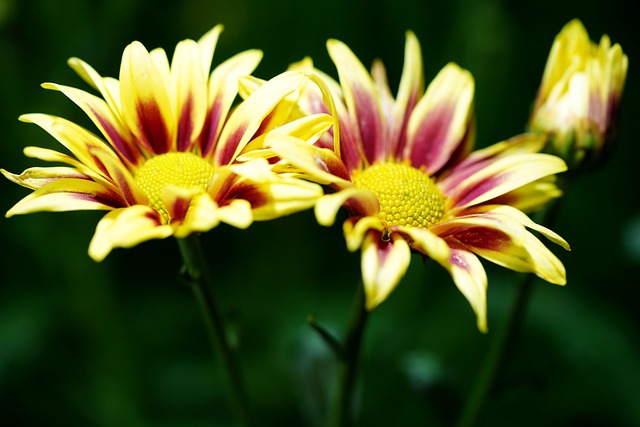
[[455, 199, 563, 427], [330, 283, 369, 427], [176, 234, 253, 427], [455, 273, 534, 427]]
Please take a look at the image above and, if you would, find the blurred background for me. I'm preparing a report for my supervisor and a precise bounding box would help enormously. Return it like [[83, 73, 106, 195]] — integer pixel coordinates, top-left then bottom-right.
[[1, 0, 638, 426]]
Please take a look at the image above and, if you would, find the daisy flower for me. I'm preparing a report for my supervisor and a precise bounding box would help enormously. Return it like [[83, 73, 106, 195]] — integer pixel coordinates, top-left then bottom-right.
[[2, 25, 328, 261], [269, 32, 570, 331]]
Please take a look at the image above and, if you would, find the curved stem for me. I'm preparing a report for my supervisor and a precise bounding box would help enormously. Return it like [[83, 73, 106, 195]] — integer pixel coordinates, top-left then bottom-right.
[[456, 199, 563, 427], [176, 234, 254, 427], [330, 283, 369, 427]]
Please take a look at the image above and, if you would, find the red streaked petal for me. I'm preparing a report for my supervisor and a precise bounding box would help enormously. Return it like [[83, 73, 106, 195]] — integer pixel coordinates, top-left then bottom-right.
[[391, 31, 424, 157], [268, 135, 350, 185], [43, 82, 141, 165], [439, 133, 547, 193], [18, 114, 142, 205], [215, 71, 304, 166], [405, 63, 474, 173], [199, 49, 263, 157], [433, 212, 567, 285], [361, 230, 411, 310], [440, 241, 488, 332], [120, 41, 174, 154], [1, 166, 89, 190], [171, 39, 208, 151], [445, 153, 567, 209], [88, 205, 172, 262], [5, 178, 127, 217], [241, 114, 334, 161], [327, 38, 386, 164]]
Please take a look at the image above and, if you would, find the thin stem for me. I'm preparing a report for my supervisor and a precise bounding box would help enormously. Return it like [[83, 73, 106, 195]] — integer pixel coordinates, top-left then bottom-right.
[[455, 199, 563, 427], [330, 283, 369, 427], [455, 273, 534, 427], [176, 234, 253, 427]]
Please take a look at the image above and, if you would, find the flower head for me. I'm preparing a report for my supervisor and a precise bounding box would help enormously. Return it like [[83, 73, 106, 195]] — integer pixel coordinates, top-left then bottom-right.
[[528, 19, 628, 171], [271, 32, 569, 331], [2, 26, 327, 261]]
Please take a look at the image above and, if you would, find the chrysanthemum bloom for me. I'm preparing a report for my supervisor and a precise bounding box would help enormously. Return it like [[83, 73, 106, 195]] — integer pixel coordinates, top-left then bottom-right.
[[528, 19, 628, 171], [269, 32, 570, 331], [2, 26, 328, 261]]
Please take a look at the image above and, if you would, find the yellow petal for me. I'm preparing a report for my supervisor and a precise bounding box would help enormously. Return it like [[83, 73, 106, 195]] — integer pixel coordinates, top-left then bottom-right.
[[120, 41, 174, 154], [217, 199, 253, 228], [440, 244, 488, 332], [361, 232, 411, 310], [343, 216, 384, 252], [6, 178, 120, 217], [399, 226, 450, 263], [88, 206, 173, 261], [315, 187, 378, 227]]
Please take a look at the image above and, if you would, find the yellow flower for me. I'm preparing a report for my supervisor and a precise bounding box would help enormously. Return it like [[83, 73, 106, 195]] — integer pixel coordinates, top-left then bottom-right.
[[269, 32, 569, 331], [529, 19, 628, 171], [2, 26, 328, 261]]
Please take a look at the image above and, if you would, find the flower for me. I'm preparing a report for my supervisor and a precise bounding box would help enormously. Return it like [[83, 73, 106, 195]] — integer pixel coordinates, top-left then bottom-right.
[[528, 19, 628, 172], [269, 32, 569, 331], [2, 25, 328, 261]]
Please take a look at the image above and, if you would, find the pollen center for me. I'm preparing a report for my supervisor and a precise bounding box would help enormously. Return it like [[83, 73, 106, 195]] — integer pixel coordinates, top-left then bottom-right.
[[135, 152, 215, 222], [351, 162, 445, 228]]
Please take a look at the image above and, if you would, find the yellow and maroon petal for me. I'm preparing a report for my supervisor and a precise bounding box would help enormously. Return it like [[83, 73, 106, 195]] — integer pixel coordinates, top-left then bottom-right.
[[389, 31, 424, 157], [315, 188, 379, 227], [67, 57, 122, 113], [404, 63, 474, 173], [444, 153, 567, 210], [88, 205, 172, 262], [19, 114, 143, 205], [5, 178, 127, 217], [240, 114, 335, 162], [120, 41, 174, 154], [1, 166, 89, 190], [361, 230, 412, 310], [488, 177, 562, 213], [440, 241, 488, 332], [167, 191, 221, 237], [42, 82, 141, 165], [327, 39, 386, 165], [214, 72, 306, 166], [432, 212, 566, 285], [267, 135, 351, 185], [199, 49, 263, 157], [439, 134, 547, 188], [170, 39, 209, 152]]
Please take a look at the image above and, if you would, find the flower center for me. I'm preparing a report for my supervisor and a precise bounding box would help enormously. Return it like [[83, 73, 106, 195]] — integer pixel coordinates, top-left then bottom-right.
[[135, 152, 215, 223], [351, 162, 445, 229]]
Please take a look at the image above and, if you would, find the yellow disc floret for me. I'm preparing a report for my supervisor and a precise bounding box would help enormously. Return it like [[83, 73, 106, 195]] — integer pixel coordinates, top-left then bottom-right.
[[135, 152, 215, 223], [352, 162, 445, 229]]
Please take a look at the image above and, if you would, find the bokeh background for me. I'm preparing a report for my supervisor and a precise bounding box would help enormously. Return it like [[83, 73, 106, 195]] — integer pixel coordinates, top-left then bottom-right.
[[1, 0, 639, 426]]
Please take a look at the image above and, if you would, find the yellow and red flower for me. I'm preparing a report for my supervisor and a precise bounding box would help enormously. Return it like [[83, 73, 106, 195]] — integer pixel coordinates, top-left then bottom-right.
[[529, 19, 628, 171], [2, 26, 327, 261], [270, 32, 569, 331]]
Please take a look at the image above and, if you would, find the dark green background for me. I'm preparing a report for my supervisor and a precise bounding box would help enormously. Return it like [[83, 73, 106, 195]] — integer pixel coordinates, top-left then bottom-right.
[[1, 0, 638, 426]]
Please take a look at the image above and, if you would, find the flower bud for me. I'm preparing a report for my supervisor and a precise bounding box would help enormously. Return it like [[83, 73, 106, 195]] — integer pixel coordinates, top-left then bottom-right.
[[529, 19, 628, 172]]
